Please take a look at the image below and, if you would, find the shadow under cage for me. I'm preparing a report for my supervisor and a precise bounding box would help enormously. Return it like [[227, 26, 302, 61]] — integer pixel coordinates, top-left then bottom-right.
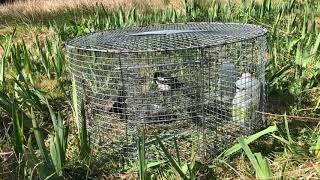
[[66, 22, 267, 164]]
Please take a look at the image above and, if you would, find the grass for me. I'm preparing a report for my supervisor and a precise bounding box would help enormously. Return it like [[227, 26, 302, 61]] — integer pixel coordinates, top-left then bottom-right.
[[0, 0, 183, 26], [0, 0, 319, 179]]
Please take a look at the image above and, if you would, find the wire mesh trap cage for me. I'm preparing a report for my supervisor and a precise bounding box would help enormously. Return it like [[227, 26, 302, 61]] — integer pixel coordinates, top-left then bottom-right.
[[66, 22, 267, 164]]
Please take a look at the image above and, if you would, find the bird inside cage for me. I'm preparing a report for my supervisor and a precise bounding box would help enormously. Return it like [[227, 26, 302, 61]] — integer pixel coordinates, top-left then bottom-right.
[[153, 71, 200, 99], [153, 71, 204, 126], [153, 71, 183, 91], [151, 72, 177, 117], [108, 87, 128, 120], [232, 72, 260, 126]]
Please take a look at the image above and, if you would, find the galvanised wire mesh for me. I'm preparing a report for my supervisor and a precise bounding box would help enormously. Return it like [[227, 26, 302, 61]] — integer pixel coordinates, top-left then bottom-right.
[[66, 22, 267, 164]]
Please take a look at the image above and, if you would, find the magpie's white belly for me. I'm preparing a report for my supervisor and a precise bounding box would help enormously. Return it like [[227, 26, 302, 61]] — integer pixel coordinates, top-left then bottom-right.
[[157, 83, 171, 91]]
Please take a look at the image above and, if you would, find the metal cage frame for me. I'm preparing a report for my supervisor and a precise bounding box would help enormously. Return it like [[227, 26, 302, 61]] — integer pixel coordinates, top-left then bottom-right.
[[66, 22, 267, 163]]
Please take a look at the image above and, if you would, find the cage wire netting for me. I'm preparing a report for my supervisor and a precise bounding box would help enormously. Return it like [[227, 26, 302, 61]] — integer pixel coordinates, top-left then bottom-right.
[[66, 22, 267, 164]]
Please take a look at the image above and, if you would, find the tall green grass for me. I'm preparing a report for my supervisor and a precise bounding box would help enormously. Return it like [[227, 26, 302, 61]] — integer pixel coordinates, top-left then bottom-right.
[[0, 0, 319, 179]]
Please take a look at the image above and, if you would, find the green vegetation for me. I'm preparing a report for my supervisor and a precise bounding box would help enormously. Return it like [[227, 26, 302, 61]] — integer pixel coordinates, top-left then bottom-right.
[[0, 0, 319, 179]]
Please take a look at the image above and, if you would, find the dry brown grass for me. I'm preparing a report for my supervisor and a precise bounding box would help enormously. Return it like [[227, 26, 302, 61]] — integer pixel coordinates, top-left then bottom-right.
[[0, 0, 287, 25], [0, 0, 182, 50], [0, 0, 183, 18], [0, 0, 244, 16]]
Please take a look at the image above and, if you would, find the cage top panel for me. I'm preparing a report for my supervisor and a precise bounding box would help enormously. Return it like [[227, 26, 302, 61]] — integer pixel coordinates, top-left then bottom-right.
[[66, 22, 267, 53]]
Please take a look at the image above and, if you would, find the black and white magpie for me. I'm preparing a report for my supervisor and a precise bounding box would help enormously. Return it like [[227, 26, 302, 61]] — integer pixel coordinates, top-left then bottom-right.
[[109, 88, 127, 118], [154, 71, 201, 100], [153, 71, 184, 91]]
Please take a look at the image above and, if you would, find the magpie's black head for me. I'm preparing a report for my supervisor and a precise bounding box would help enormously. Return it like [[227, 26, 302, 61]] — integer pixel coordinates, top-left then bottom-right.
[[154, 71, 166, 79], [154, 71, 168, 84]]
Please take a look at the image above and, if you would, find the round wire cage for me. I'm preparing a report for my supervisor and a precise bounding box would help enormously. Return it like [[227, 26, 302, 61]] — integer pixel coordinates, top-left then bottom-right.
[[66, 22, 267, 163]]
